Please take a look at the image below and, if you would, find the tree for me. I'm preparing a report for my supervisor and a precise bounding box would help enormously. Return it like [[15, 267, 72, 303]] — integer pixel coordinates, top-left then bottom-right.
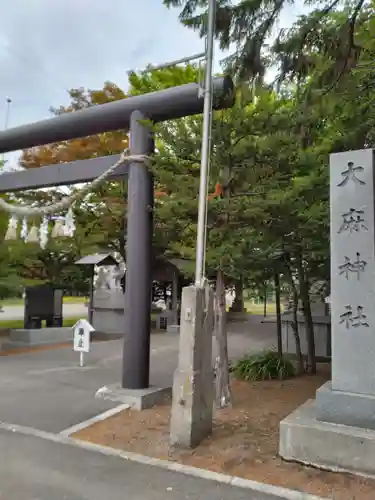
[[0, 212, 24, 300], [129, 67, 301, 399], [130, 64, 328, 379], [18, 217, 104, 294], [20, 80, 178, 262], [163, 0, 373, 89], [19, 82, 130, 261]]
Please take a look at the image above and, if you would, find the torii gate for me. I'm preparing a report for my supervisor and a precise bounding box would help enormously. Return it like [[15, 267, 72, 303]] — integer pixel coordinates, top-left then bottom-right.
[[0, 76, 234, 390]]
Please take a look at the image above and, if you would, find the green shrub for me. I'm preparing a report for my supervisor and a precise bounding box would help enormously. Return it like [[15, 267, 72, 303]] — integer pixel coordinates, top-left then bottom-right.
[[233, 350, 296, 381]]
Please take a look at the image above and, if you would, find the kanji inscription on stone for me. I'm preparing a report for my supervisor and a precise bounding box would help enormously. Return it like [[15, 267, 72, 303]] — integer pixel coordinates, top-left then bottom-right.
[[338, 208, 368, 234], [338, 252, 367, 280], [337, 161, 365, 187], [339, 305, 369, 328]]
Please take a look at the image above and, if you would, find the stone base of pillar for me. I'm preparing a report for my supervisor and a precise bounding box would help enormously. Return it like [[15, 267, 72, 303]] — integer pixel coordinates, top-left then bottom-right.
[[279, 397, 375, 477], [315, 381, 375, 430], [170, 368, 213, 448], [169, 285, 214, 449], [167, 324, 180, 334], [95, 383, 171, 411]]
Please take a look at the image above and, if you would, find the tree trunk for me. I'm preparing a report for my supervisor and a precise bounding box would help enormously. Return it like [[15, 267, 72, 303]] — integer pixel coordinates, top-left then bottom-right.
[[296, 254, 316, 374], [274, 273, 283, 356], [285, 262, 304, 375], [291, 284, 305, 375], [231, 278, 244, 312], [263, 284, 267, 317], [214, 269, 232, 408]]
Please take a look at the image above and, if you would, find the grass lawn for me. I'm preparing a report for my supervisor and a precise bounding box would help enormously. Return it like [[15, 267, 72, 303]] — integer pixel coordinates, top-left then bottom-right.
[[1, 296, 87, 307], [0, 317, 81, 330], [244, 302, 281, 315]]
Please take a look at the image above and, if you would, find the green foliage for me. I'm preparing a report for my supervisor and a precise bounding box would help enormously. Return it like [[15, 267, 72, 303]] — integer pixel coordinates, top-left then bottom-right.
[[233, 350, 296, 381], [164, 0, 373, 89], [5, 14, 374, 334], [0, 210, 24, 299], [129, 65, 334, 292]]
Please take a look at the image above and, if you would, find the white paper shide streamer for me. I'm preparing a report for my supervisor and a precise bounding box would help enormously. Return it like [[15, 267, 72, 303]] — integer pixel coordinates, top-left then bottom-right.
[[20, 217, 28, 240], [1, 150, 149, 248], [25, 224, 39, 244], [4, 215, 18, 241], [39, 217, 49, 249], [64, 207, 76, 237]]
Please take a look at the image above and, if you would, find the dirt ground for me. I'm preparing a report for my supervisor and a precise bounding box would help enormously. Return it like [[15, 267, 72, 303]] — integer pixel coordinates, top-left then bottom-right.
[[74, 366, 375, 500]]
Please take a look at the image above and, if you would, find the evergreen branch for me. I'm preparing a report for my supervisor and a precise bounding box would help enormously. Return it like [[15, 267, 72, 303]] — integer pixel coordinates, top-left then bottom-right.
[[321, 0, 366, 95]]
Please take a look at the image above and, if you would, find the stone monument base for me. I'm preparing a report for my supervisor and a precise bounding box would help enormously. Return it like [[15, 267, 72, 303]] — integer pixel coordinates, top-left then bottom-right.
[[92, 289, 124, 336], [167, 324, 180, 334], [315, 381, 375, 430], [7, 327, 73, 347], [279, 398, 375, 477], [95, 383, 171, 411]]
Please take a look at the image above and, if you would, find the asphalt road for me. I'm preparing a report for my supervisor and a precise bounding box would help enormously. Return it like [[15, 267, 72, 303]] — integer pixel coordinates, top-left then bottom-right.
[[0, 303, 87, 320], [0, 428, 286, 500], [0, 320, 276, 433], [0, 317, 316, 500]]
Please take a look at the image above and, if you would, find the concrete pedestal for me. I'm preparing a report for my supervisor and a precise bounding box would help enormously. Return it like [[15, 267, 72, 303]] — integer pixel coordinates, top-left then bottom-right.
[[92, 289, 124, 336], [167, 324, 180, 334], [8, 327, 73, 346], [316, 381, 375, 430], [95, 383, 171, 410], [280, 399, 375, 477]]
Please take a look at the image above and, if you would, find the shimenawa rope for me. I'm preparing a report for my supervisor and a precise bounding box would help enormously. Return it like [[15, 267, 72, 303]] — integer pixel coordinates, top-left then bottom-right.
[[0, 150, 150, 216]]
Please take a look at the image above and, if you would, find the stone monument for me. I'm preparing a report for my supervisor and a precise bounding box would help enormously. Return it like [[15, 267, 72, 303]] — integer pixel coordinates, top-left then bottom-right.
[[279, 148, 375, 477]]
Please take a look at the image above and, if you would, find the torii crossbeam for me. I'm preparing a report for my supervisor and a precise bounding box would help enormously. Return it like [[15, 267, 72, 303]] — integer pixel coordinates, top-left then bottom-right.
[[0, 76, 234, 389]]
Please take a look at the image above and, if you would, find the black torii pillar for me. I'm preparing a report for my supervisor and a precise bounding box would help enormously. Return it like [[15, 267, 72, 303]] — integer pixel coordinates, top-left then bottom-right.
[[123, 111, 154, 389]]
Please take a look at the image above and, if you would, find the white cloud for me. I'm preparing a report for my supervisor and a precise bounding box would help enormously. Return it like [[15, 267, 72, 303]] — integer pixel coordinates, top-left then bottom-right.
[[0, 0, 214, 129], [0, 0, 307, 167], [0, 0, 220, 166]]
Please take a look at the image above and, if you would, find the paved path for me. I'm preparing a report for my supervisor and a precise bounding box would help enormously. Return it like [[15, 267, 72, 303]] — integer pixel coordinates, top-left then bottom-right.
[[0, 428, 284, 500], [0, 316, 276, 433], [0, 303, 87, 320], [0, 316, 311, 500]]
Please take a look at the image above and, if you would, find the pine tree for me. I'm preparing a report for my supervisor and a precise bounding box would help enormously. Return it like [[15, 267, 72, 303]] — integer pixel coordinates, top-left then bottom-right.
[[163, 0, 373, 89]]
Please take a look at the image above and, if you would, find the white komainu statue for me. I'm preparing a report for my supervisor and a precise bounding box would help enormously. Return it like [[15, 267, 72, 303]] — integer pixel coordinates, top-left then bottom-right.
[[95, 265, 125, 291], [113, 263, 126, 289], [95, 267, 111, 290]]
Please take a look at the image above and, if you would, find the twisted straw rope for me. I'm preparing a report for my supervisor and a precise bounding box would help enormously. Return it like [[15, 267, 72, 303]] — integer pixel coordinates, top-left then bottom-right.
[[0, 150, 150, 217]]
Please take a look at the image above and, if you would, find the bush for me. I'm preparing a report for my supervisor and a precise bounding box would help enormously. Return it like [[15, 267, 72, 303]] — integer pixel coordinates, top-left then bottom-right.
[[233, 350, 295, 381]]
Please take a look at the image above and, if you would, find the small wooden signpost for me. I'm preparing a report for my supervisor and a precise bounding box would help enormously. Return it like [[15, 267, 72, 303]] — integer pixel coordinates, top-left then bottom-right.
[[73, 319, 94, 367]]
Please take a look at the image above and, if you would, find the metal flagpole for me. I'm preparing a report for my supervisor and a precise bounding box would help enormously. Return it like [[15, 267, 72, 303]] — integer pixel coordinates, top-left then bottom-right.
[[195, 0, 216, 287], [2, 97, 11, 163]]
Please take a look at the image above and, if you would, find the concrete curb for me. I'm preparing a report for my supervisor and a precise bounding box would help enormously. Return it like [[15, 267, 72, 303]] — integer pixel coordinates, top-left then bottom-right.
[[0, 420, 328, 500], [59, 403, 130, 437]]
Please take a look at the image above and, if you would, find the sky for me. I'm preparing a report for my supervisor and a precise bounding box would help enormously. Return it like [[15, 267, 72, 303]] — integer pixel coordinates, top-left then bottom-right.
[[0, 0, 306, 167]]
